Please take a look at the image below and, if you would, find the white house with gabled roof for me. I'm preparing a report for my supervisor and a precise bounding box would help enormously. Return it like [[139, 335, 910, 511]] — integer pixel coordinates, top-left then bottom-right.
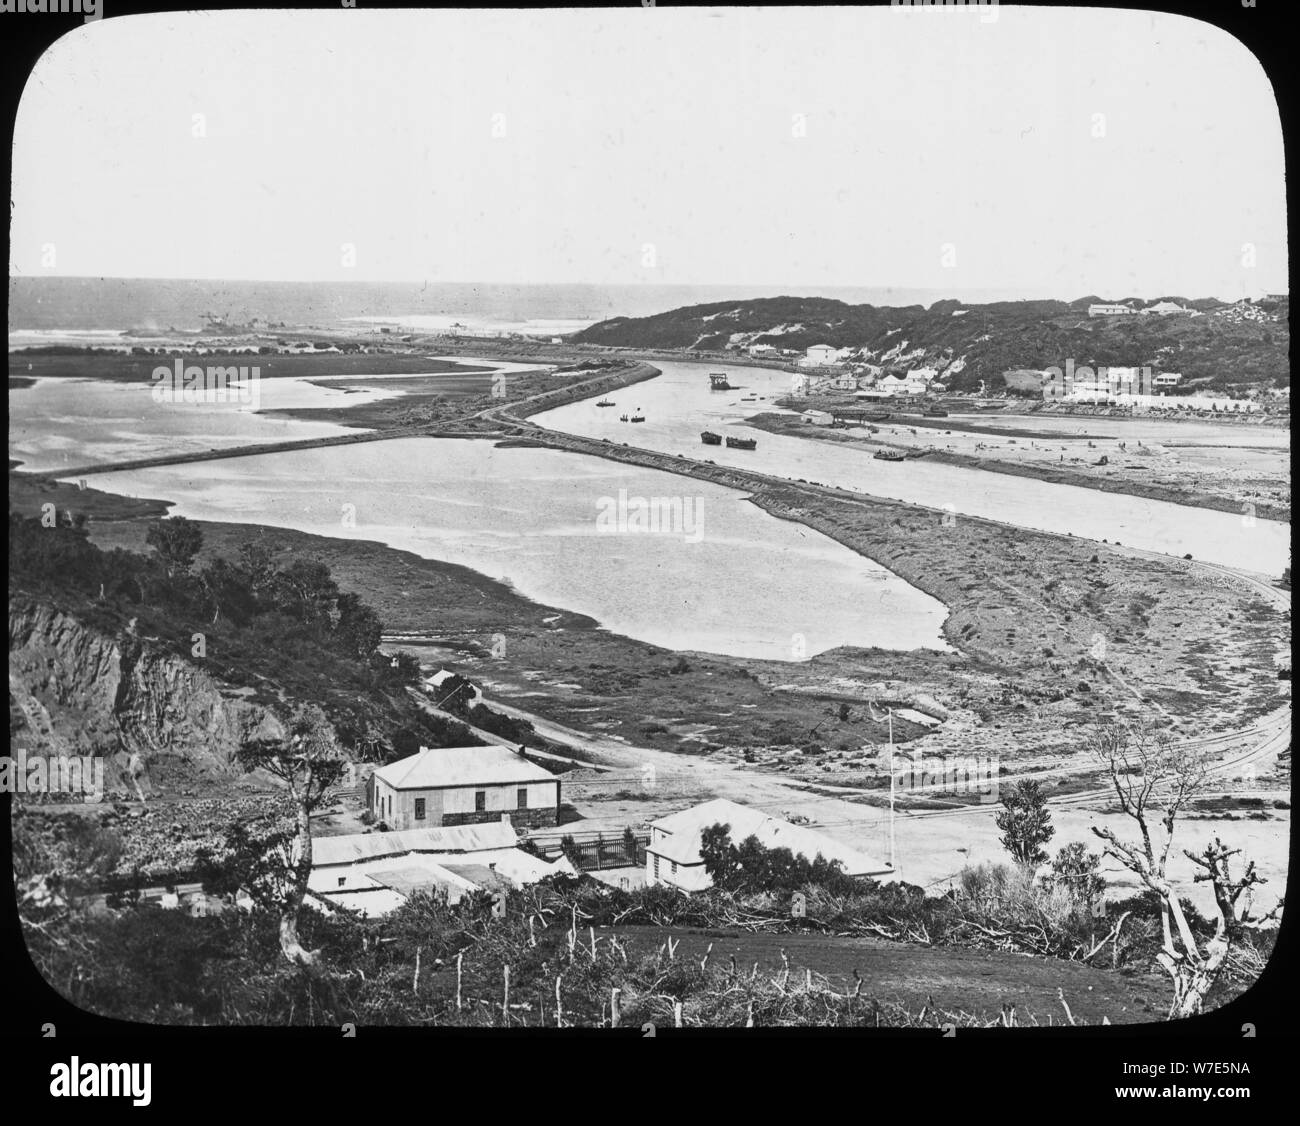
[[645, 798, 892, 891], [368, 746, 560, 831]]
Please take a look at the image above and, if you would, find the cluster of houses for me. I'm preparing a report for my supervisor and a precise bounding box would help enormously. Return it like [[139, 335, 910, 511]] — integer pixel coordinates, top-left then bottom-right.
[[297, 738, 893, 915], [1087, 300, 1197, 317], [308, 820, 577, 916], [1088, 297, 1284, 325], [1002, 366, 1262, 412], [790, 348, 945, 399]]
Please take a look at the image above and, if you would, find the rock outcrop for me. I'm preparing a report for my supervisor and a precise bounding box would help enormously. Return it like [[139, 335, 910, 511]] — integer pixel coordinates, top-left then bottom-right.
[[9, 598, 287, 795]]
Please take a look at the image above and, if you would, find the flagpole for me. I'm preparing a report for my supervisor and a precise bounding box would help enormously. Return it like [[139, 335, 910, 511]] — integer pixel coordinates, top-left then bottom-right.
[[888, 707, 896, 876]]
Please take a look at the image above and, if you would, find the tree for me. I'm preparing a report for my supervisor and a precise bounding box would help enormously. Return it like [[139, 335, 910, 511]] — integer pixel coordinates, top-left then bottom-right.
[[699, 823, 738, 887], [334, 592, 382, 660], [271, 558, 339, 625], [559, 835, 583, 867], [995, 780, 1054, 866], [236, 704, 347, 965], [199, 557, 257, 626], [145, 516, 203, 579], [236, 541, 279, 601], [1089, 720, 1279, 1018], [1048, 841, 1106, 914]]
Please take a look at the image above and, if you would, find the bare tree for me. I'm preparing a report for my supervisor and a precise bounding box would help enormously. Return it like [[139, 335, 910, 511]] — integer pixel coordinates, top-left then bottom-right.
[[237, 703, 347, 965], [1089, 721, 1276, 1017]]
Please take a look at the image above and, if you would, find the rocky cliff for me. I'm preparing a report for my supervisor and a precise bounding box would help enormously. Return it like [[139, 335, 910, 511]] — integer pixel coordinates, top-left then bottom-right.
[[9, 598, 288, 797]]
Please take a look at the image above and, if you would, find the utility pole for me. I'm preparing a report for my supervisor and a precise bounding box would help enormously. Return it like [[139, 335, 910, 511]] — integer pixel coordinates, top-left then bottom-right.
[[869, 698, 897, 878], [887, 706, 896, 877]]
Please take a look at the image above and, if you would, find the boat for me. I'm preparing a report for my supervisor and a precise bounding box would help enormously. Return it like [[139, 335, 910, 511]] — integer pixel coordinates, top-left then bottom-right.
[[741, 396, 757, 402], [597, 399, 616, 407], [630, 414, 645, 423], [709, 373, 734, 391], [873, 448, 906, 461], [701, 431, 722, 445], [619, 414, 629, 422], [726, 436, 757, 450], [924, 406, 949, 417]]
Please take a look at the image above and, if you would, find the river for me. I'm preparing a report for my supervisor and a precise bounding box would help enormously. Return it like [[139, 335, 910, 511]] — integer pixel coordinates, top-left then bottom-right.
[[531, 360, 1290, 576]]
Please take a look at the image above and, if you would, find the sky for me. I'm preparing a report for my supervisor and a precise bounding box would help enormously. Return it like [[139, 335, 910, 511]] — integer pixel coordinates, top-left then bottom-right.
[[9, 6, 1288, 300]]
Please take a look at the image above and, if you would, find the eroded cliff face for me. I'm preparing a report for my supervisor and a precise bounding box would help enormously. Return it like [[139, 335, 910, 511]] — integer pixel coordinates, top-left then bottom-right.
[[9, 599, 287, 795]]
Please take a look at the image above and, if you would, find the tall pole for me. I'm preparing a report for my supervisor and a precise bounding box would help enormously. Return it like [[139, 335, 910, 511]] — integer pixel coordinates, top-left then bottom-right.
[[888, 708, 896, 876]]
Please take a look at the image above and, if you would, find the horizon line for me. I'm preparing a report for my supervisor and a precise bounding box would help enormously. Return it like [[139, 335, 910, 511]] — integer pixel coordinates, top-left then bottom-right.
[[7, 274, 1284, 306]]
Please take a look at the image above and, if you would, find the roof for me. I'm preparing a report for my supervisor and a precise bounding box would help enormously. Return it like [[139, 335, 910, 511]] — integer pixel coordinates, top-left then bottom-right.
[[373, 745, 558, 791], [363, 863, 478, 899], [312, 821, 519, 867], [648, 798, 891, 877], [440, 864, 513, 894], [310, 844, 572, 915]]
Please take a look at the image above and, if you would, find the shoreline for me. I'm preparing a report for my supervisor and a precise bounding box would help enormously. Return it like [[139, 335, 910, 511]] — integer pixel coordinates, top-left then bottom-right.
[[10, 353, 1289, 740], [744, 412, 1291, 523]]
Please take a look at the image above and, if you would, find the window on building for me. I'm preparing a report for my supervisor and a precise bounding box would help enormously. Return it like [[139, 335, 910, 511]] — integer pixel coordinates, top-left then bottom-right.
[[475, 790, 486, 812], [517, 788, 528, 809], [671, 862, 677, 875], [414, 798, 426, 820], [653, 856, 660, 878], [337, 877, 345, 888]]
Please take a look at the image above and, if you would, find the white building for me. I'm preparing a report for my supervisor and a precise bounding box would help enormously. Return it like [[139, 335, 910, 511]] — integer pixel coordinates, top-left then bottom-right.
[[423, 668, 482, 706], [1154, 372, 1183, 388], [308, 822, 576, 917], [877, 373, 928, 396], [368, 745, 560, 831], [800, 409, 834, 426], [748, 343, 777, 357], [645, 798, 892, 891], [1088, 303, 1137, 317], [802, 343, 840, 367], [1144, 301, 1189, 316]]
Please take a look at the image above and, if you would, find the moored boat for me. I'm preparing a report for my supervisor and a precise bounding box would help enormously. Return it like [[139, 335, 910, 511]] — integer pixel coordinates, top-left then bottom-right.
[[726, 435, 757, 450], [701, 431, 722, 445], [873, 448, 906, 461], [597, 399, 616, 407], [709, 373, 734, 391]]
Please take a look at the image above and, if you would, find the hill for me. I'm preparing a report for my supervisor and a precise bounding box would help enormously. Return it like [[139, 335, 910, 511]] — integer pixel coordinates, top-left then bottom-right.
[[572, 295, 1290, 393]]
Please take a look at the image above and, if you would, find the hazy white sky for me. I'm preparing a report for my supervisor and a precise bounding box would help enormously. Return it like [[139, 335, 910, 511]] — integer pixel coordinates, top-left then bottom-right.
[[10, 7, 1287, 298]]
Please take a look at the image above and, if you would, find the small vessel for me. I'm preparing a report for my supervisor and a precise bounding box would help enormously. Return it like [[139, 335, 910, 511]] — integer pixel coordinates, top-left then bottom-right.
[[726, 436, 757, 450], [619, 414, 629, 422], [597, 399, 616, 407], [873, 448, 906, 461], [709, 373, 734, 391], [701, 431, 722, 445], [741, 395, 757, 402], [630, 413, 645, 423]]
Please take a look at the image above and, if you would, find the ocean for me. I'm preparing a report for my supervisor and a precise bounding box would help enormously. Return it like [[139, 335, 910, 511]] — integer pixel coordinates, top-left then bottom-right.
[[7, 276, 1031, 336]]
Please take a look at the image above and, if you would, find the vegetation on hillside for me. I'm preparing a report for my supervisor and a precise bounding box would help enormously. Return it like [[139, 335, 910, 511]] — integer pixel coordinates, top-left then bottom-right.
[[572, 295, 1289, 393], [9, 510, 476, 760]]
